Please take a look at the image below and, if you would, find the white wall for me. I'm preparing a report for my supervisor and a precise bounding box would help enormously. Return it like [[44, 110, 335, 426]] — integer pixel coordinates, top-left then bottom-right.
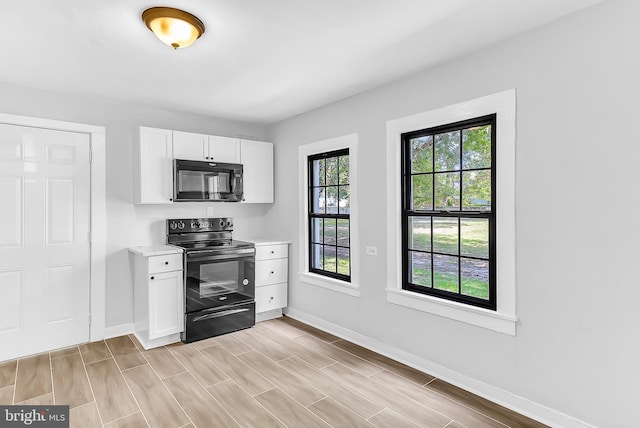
[[265, 1, 639, 427], [0, 83, 270, 329]]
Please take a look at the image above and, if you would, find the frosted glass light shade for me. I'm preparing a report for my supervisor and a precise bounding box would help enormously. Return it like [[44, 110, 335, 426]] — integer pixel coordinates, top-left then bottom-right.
[[142, 7, 205, 49]]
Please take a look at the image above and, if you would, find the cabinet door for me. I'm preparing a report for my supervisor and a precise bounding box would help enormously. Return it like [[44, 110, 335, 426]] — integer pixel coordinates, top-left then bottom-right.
[[208, 135, 241, 163], [173, 130, 208, 161], [148, 271, 184, 340], [136, 127, 173, 204], [241, 139, 274, 203]]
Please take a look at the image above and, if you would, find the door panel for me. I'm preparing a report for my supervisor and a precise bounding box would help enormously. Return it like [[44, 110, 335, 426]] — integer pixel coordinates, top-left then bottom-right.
[[0, 123, 91, 361], [0, 270, 22, 333], [46, 265, 75, 323], [46, 178, 76, 246], [0, 176, 22, 248]]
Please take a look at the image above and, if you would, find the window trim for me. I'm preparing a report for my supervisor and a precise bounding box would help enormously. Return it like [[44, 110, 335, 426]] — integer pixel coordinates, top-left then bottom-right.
[[386, 90, 517, 335], [401, 115, 497, 310], [298, 133, 360, 297]]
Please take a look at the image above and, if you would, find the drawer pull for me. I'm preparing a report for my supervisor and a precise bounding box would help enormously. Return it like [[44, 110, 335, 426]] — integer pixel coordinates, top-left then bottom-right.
[[150, 276, 154, 280], [269, 297, 274, 301], [164, 261, 169, 265], [270, 250, 274, 254], [270, 271, 274, 274]]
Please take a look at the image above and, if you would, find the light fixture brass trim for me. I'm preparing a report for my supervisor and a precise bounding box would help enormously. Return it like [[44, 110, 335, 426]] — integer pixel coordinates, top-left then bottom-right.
[[142, 7, 205, 49]]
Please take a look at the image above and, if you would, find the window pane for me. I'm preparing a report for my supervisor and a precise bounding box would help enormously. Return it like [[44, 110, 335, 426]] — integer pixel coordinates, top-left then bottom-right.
[[410, 251, 431, 287], [461, 218, 488, 259], [326, 157, 338, 185], [461, 258, 489, 300], [462, 125, 491, 169], [324, 218, 336, 244], [434, 131, 460, 172], [311, 218, 324, 244], [411, 174, 433, 210], [312, 188, 325, 213], [339, 155, 349, 185], [324, 246, 337, 272], [433, 217, 458, 255], [409, 216, 431, 251], [433, 254, 459, 293], [434, 172, 460, 210], [462, 170, 491, 211], [337, 219, 349, 247], [410, 136, 433, 173], [311, 244, 323, 270], [338, 185, 350, 214], [312, 158, 325, 186], [337, 247, 350, 276], [326, 185, 339, 214]]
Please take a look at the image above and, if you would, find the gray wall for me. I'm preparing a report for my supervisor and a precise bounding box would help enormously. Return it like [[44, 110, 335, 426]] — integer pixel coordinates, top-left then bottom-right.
[[0, 83, 270, 328], [264, 1, 639, 426]]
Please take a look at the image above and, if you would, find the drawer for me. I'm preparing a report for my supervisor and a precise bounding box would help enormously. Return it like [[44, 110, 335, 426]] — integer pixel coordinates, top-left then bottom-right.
[[255, 244, 288, 261], [148, 253, 182, 274], [255, 283, 287, 313], [255, 258, 288, 286]]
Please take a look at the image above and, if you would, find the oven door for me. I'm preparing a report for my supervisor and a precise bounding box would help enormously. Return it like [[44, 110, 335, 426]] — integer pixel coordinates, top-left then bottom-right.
[[184, 248, 255, 313]]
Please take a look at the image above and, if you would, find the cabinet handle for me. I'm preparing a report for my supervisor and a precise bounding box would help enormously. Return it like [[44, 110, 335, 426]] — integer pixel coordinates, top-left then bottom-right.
[[270, 250, 275, 254], [169, 198, 173, 201], [270, 271, 274, 274], [150, 276, 155, 280], [165, 261, 169, 265], [269, 297, 274, 301]]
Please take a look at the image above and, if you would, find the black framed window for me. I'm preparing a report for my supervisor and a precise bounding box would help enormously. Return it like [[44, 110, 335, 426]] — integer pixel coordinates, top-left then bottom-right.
[[401, 115, 496, 310], [308, 149, 351, 281]]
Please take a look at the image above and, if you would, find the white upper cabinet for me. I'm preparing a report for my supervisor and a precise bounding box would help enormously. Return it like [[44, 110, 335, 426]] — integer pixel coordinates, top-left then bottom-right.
[[173, 131, 241, 163], [241, 139, 274, 203], [172, 130, 207, 161], [209, 135, 241, 163], [135, 127, 173, 204]]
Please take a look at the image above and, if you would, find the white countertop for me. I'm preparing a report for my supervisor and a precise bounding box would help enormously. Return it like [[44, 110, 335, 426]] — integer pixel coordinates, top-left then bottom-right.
[[128, 245, 183, 256], [239, 238, 291, 246]]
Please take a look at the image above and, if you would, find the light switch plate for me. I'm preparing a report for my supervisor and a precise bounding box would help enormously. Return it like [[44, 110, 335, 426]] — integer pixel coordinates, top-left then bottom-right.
[[366, 246, 378, 256]]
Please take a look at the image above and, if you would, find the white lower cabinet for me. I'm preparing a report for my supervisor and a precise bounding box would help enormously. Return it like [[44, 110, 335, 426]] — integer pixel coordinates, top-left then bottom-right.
[[129, 246, 184, 349], [252, 242, 289, 321]]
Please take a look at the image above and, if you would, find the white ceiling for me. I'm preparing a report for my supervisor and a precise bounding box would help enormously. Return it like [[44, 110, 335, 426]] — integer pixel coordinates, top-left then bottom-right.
[[0, 0, 602, 124]]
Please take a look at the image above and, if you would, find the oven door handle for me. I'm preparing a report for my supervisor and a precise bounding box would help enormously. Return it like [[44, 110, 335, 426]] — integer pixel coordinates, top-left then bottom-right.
[[193, 308, 251, 322], [187, 248, 255, 261]]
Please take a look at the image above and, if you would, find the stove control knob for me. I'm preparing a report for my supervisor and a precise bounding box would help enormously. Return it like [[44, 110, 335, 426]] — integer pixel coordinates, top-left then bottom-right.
[[226, 220, 233, 227], [169, 221, 178, 230], [177, 221, 185, 229], [219, 219, 225, 227], [193, 222, 200, 229]]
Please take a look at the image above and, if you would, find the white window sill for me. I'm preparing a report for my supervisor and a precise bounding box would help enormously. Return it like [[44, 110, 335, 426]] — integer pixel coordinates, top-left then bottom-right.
[[386, 288, 517, 335], [299, 272, 361, 297]]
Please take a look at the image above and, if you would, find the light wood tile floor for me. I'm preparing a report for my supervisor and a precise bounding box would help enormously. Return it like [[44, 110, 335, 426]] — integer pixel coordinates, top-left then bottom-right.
[[0, 316, 547, 428]]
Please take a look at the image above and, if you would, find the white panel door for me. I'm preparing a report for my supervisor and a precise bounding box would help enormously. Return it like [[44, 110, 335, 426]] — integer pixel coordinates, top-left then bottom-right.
[[240, 139, 274, 203], [208, 135, 241, 163], [0, 123, 90, 361], [173, 130, 208, 161]]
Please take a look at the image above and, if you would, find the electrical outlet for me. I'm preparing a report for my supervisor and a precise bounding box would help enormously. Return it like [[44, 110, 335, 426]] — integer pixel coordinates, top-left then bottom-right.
[[366, 246, 378, 256]]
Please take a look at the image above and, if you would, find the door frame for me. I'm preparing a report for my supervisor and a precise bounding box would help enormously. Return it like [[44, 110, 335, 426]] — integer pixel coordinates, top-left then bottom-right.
[[0, 112, 106, 342]]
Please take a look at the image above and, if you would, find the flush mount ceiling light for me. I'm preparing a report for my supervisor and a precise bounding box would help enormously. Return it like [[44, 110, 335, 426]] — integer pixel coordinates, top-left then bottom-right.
[[142, 7, 205, 49]]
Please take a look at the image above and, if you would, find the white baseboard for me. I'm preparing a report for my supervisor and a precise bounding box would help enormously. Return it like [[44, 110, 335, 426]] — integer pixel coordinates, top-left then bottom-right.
[[256, 309, 283, 322], [103, 323, 134, 340], [284, 306, 596, 428]]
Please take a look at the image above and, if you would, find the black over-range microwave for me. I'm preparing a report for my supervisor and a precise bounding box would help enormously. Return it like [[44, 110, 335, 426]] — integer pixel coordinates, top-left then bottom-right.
[[174, 159, 243, 202]]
